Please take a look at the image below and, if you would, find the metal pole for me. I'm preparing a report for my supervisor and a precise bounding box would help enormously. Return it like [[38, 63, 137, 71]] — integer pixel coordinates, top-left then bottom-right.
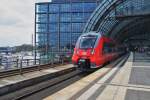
[[34, 4, 37, 65], [58, 4, 60, 54], [62, 56, 64, 65], [16, 59, 19, 68], [38, 59, 41, 71], [27, 59, 29, 66], [46, 4, 50, 62], [32, 34, 34, 56], [51, 48, 54, 65], [70, 0, 73, 54], [20, 60, 22, 75]]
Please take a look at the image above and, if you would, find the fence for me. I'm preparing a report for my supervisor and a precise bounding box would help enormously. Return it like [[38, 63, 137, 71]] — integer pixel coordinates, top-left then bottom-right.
[[0, 55, 72, 72]]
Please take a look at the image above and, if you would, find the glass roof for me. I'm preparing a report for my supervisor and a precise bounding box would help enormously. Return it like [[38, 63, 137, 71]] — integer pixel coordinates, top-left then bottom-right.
[[83, 0, 150, 42]]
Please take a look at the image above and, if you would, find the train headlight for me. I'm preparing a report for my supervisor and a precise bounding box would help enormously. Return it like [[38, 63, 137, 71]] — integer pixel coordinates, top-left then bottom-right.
[[74, 50, 79, 55], [91, 49, 95, 55], [73, 50, 76, 54], [77, 50, 79, 55]]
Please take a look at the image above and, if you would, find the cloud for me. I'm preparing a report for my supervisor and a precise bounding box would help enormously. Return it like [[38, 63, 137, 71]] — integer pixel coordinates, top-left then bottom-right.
[[0, 0, 51, 47]]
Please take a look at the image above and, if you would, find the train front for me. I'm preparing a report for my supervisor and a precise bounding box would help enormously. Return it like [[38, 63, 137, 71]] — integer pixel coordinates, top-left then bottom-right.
[[72, 32, 101, 71]]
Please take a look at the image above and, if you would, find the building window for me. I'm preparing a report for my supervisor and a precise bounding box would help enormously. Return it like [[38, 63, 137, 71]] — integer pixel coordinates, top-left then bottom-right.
[[49, 4, 59, 13], [60, 23, 71, 32], [49, 23, 58, 32], [37, 14, 47, 23], [60, 13, 71, 22], [84, 13, 92, 21], [60, 32, 71, 49], [83, 3, 97, 12], [37, 24, 47, 32], [37, 4, 48, 13], [50, 33, 58, 48], [60, 4, 71, 12], [71, 33, 81, 41], [72, 3, 83, 12], [49, 14, 59, 23], [72, 13, 85, 22], [72, 23, 84, 32], [38, 33, 47, 44]]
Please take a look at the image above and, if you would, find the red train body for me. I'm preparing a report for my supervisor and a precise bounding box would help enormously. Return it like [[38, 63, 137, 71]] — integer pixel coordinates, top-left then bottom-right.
[[72, 32, 124, 71]]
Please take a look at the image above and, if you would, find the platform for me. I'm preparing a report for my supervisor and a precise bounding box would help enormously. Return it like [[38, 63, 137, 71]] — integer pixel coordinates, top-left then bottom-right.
[[0, 64, 73, 88], [44, 52, 150, 100]]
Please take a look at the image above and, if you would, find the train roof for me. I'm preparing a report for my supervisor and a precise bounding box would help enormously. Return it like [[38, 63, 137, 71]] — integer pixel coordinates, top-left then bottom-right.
[[82, 32, 102, 37], [82, 32, 117, 43]]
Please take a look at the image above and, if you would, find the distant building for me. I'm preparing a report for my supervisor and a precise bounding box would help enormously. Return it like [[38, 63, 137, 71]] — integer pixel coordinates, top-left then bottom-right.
[[0, 47, 13, 54], [35, 0, 99, 59]]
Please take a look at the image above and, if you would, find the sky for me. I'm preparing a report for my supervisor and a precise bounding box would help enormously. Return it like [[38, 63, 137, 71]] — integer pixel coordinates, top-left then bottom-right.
[[0, 0, 50, 47]]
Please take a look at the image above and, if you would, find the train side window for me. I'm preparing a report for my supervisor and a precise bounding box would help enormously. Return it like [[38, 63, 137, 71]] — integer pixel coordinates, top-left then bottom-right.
[[103, 43, 111, 54], [103, 42, 115, 54]]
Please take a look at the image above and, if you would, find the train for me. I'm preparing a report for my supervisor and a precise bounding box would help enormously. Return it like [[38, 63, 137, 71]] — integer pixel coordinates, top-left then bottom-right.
[[72, 32, 126, 71]]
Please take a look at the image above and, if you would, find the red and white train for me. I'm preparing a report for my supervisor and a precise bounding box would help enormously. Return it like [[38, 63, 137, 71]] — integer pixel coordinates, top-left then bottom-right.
[[72, 32, 125, 71]]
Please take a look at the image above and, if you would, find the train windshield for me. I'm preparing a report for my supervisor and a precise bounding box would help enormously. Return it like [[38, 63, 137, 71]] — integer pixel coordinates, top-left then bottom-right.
[[79, 35, 98, 49]]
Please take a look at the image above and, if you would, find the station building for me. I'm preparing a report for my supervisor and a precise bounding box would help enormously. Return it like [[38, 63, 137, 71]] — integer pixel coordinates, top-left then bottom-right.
[[35, 0, 100, 60]]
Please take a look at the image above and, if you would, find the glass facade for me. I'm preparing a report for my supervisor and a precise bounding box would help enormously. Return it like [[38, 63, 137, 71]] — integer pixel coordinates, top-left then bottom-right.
[[83, 0, 150, 41], [35, 0, 98, 59]]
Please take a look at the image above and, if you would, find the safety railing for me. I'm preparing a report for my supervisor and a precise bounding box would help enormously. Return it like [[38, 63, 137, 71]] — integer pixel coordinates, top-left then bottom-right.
[[0, 55, 72, 73]]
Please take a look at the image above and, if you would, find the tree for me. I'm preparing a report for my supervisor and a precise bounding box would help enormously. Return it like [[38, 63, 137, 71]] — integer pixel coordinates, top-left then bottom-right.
[[13, 44, 34, 53]]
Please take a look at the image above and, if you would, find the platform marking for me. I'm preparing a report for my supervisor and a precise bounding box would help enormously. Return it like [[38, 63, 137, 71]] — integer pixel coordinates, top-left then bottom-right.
[[0, 84, 5, 87], [96, 53, 133, 100], [77, 60, 123, 100], [2, 79, 19, 84], [42, 69, 58, 73], [132, 65, 150, 68]]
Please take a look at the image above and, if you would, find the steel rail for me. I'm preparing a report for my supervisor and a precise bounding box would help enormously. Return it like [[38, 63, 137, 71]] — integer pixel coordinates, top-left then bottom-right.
[[0, 62, 70, 78]]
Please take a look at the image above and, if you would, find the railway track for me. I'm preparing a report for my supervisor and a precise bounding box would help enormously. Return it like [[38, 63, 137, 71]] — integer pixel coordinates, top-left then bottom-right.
[[0, 54, 128, 100], [0, 54, 129, 100], [0, 62, 70, 78], [0, 67, 81, 100], [15, 71, 83, 100]]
